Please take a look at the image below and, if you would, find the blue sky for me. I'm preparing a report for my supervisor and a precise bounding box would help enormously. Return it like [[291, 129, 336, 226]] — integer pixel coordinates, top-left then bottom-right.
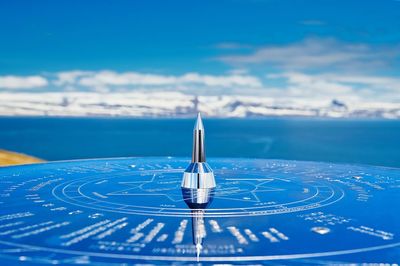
[[0, 0, 400, 103]]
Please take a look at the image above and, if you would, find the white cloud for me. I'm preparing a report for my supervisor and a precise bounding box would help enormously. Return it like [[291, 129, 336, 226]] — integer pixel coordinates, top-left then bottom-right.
[[179, 72, 261, 87], [1, 69, 399, 107], [318, 74, 400, 91], [54, 70, 94, 86], [267, 72, 400, 102], [0, 75, 48, 89], [216, 37, 399, 70], [54, 70, 262, 89]]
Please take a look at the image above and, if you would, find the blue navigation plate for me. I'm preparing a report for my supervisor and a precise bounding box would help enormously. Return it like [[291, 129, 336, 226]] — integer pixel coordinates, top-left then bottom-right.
[[0, 157, 399, 265]]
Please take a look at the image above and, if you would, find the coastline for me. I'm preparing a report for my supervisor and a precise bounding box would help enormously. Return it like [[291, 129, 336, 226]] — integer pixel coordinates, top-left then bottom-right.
[[0, 149, 44, 167]]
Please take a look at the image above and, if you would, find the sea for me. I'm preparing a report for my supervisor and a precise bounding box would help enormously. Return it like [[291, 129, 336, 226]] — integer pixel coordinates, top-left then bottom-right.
[[0, 117, 399, 168]]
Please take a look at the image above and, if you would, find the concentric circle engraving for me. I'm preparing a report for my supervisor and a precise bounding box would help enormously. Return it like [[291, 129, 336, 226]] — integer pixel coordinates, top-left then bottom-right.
[[0, 157, 398, 265], [52, 166, 344, 217]]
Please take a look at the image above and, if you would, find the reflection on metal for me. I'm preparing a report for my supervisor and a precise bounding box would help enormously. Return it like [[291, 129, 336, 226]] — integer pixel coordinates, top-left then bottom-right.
[[181, 113, 216, 189], [182, 187, 215, 261]]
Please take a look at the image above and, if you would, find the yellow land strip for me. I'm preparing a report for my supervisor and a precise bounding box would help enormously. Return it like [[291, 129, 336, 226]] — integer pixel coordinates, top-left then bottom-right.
[[0, 149, 45, 167]]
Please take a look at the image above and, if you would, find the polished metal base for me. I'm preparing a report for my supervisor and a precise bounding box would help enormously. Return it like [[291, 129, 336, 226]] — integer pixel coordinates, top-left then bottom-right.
[[182, 187, 215, 209], [181, 162, 216, 189]]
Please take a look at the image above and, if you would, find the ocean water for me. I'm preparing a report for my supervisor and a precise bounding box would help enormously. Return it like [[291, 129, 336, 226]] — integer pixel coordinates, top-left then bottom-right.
[[0, 117, 399, 168]]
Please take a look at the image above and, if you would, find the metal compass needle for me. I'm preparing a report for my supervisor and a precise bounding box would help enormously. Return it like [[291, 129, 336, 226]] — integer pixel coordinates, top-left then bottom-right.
[[181, 114, 216, 262], [193, 112, 205, 163], [181, 113, 216, 189]]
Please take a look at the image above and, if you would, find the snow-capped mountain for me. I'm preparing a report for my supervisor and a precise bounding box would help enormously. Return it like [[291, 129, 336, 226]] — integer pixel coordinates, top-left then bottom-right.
[[1, 92, 399, 119]]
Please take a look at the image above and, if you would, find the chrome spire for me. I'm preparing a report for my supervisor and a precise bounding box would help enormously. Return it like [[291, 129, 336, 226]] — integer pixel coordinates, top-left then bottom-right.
[[181, 113, 216, 189], [192, 112, 205, 163]]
